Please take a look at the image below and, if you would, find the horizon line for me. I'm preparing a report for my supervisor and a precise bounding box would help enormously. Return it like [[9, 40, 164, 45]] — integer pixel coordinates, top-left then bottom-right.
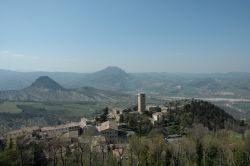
[[0, 67, 250, 75]]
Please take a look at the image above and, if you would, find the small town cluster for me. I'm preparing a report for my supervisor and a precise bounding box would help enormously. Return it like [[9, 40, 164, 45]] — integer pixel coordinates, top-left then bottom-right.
[[2, 93, 171, 157]]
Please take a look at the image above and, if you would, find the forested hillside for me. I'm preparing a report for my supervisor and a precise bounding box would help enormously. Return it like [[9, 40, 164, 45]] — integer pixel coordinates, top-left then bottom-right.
[[172, 100, 238, 130]]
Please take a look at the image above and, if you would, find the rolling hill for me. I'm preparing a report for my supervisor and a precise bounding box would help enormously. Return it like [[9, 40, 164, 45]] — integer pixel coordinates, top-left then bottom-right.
[[80, 66, 130, 90], [157, 99, 241, 134], [0, 76, 130, 102], [1, 67, 250, 99]]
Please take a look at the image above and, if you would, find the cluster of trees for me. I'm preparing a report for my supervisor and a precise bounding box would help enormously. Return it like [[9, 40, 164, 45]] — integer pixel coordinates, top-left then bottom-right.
[[0, 136, 118, 166], [162, 100, 246, 133], [181, 100, 238, 130], [119, 113, 153, 135], [95, 107, 109, 123], [0, 127, 249, 166], [0, 138, 48, 166], [124, 125, 250, 166]]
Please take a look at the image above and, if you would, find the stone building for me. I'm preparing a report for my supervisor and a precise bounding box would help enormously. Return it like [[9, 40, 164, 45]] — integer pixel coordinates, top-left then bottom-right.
[[146, 105, 159, 112], [6, 126, 40, 141], [137, 93, 146, 113], [111, 108, 127, 122], [41, 122, 80, 138], [97, 121, 118, 144], [79, 117, 92, 128]]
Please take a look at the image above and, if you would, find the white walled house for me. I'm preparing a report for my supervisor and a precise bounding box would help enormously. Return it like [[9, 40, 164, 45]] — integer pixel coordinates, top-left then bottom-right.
[[152, 112, 163, 124]]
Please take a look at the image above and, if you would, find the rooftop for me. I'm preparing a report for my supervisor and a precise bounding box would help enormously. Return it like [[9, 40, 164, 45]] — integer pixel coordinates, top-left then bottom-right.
[[41, 122, 80, 131], [97, 121, 118, 132], [152, 112, 162, 116], [7, 126, 40, 135]]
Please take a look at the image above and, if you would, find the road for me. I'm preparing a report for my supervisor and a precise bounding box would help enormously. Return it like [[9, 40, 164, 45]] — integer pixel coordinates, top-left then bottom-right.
[[164, 97, 250, 102]]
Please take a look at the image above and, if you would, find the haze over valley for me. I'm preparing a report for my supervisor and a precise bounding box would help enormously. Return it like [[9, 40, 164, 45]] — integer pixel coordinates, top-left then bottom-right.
[[1, 1, 250, 165], [1, 66, 250, 100], [1, 66, 250, 125]]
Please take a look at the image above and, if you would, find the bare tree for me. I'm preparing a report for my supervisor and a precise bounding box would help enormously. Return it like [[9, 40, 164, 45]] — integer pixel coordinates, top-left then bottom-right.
[[78, 136, 94, 166], [59, 145, 66, 166], [16, 136, 30, 166], [47, 140, 59, 166], [245, 130, 250, 165]]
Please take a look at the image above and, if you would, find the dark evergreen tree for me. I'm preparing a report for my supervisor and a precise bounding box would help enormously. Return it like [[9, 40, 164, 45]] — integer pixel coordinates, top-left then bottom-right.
[[196, 142, 203, 166], [33, 143, 48, 166]]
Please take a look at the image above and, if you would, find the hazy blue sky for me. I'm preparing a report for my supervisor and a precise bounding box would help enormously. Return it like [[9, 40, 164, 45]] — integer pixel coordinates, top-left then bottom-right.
[[0, 0, 249, 73]]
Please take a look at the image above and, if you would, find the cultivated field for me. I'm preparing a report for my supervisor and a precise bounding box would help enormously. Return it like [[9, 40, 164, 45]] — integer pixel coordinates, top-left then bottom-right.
[[0, 101, 22, 113]]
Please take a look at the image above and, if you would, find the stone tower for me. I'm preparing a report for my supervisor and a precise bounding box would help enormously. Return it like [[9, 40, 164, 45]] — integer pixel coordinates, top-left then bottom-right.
[[137, 93, 146, 113]]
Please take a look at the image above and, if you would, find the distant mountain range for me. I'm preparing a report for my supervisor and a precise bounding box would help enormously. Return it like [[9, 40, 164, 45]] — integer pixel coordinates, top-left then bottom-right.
[[0, 76, 130, 102], [1, 67, 250, 99]]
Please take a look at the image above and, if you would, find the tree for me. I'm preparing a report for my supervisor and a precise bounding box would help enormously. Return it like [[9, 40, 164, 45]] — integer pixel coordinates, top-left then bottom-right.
[[206, 144, 219, 166], [196, 141, 203, 166], [96, 107, 109, 123], [164, 146, 172, 166], [148, 134, 164, 166], [244, 130, 250, 165], [59, 145, 66, 166], [128, 135, 143, 166], [119, 114, 124, 123], [0, 139, 6, 152], [16, 136, 30, 166], [0, 148, 18, 166], [47, 140, 60, 166], [77, 136, 95, 166], [8, 138, 13, 150], [180, 112, 193, 129], [32, 143, 48, 166]]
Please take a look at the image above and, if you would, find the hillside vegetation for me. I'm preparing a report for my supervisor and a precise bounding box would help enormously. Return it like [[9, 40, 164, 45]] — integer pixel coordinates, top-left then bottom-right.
[[0, 100, 133, 134], [175, 100, 238, 130], [0, 99, 249, 166]]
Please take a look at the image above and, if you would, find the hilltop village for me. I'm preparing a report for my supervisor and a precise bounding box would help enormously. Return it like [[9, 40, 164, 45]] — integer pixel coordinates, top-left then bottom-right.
[[3, 93, 169, 145], [1, 93, 249, 165]]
